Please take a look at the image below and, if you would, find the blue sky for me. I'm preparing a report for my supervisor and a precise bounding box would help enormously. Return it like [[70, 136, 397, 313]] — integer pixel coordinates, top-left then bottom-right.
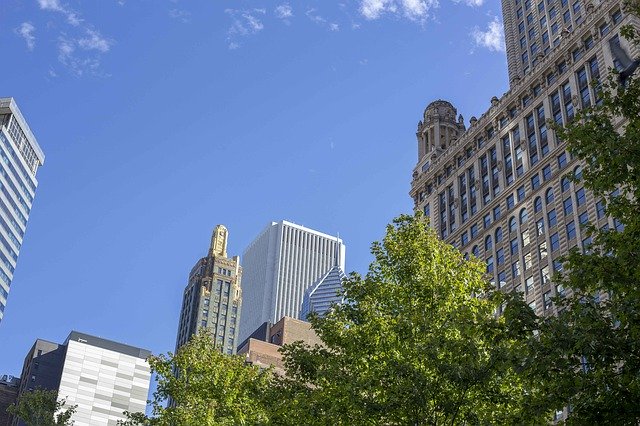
[[0, 0, 508, 375]]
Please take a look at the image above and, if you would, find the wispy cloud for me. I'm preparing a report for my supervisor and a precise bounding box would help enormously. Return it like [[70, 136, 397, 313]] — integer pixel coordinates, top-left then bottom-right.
[[453, 0, 484, 6], [169, 8, 191, 23], [359, 0, 437, 21], [275, 4, 293, 20], [37, 0, 83, 26], [225, 8, 266, 49], [306, 8, 340, 31], [16, 22, 36, 51], [77, 29, 112, 53], [471, 17, 505, 52]]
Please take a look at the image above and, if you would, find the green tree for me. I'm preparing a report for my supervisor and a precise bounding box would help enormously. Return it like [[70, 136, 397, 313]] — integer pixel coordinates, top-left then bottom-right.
[[6, 388, 76, 426], [515, 7, 640, 423], [274, 214, 546, 425], [120, 331, 272, 426]]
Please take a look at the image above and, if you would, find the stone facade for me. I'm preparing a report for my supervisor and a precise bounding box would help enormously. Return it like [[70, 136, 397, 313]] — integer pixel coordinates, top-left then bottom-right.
[[175, 225, 242, 355], [411, 0, 636, 321]]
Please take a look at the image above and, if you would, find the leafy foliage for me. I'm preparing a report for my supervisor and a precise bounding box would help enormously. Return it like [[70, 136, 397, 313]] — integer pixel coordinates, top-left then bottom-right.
[[274, 214, 545, 425], [6, 388, 77, 426], [120, 331, 272, 426]]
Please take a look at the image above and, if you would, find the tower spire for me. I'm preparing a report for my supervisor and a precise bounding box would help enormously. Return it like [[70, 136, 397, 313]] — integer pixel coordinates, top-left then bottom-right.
[[209, 225, 228, 258]]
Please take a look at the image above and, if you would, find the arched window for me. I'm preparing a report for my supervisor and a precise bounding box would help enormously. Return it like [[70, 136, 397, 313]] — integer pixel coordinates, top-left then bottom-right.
[[472, 245, 480, 257], [509, 217, 517, 233], [574, 165, 583, 181], [495, 227, 503, 243], [485, 235, 493, 251], [534, 196, 542, 213], [520, 208, 529, 224], [561, 176, 571, 192], [546, 188, 555, 204]]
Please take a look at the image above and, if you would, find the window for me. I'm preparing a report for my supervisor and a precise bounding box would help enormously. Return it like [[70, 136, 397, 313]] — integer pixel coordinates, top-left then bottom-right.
[[551, 232, 560, 251], [509, 217, 518, 233], [563, 197, 573, 215], [557, 152, 567, 169], [507, 194, 515, 210], [576, 188, 586, 206], [494, 205, 502, 220], [537, 218, 545, 235], [539, 241, 548, 259], [553, 259, 563, 272], [579, 211, 588, 225], [461, 232, 469, 246], [498, 271, 507, 286], [511, 238, 520, 255], [512, 261, 521, 277], [487, 256, 494, 273], [520, 208, 529, 224], [574, 165, 582, 181], [484, 214, 491, 228], [614, 218, 625, 232], [497, 248, 505, 265], [566, 221, 576, 239], [496, 227, 503, 243], [548, 209, 557, 226], [543, 291, 552, 309], [517, 185, 526, 202], [471, 223, 479, 238], [582, 236, 593, 251], [472, 245, 480, 257], [542, 164, 552, 181], [524, 252, 533, 270], [534, 196, 543, 213], [561, 176, 571, 192], [531, 174, 540, 190], [612, 9, 622, 24], [485, 235, 493, 251], [546, 188, 555, 204], [596, 200, 605, 219], [522, 229, 531, 246], [542, 266, 551, 286], [526, 276, 535, 293]]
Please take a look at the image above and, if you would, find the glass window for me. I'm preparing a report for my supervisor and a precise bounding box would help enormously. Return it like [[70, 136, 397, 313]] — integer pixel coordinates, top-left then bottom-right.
[[548, 209, 558, 226], [612, 9, 622, 24], [561, 176, 571, 192], [461, 232, 469, 246], [484, 214, 491, 228], [537, 218, 545, 235], [579, 211, 588, 225], [542, 164, 552, 181], [497, 248, 505, 265], [596, 200, 605, 219], [574, 165, 582, 180], [566, 220, 576, 239], [511, 238, 519, 255], [539, 241, 548, 259], [512, 261, 521, 277], [520, 208, 529, 224], [543, 290, 552, 309], [534, 196, 543, 213], [507, 194, 515, 210], [551, 232, 560, 251], [485, 235, 493, 251], [557, 152, 567, 169], [531, 174, 540, 190], [472, 245, 480, 257], [487, 256, 494, 273], [546, 188, 555, 204], [526, 276, 535, 293], [524, 252, 533, 270], [494, 205, 502, 220], [517, 185, 526, 202], [496, 227, 503, 243], [576, 188, 586, 206], [563, 197, 573, 215], [509, 217, 518, 233]]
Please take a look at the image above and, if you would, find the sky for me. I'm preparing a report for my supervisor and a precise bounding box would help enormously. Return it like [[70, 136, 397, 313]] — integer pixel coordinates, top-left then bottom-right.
[[0, 0, 509, 376]]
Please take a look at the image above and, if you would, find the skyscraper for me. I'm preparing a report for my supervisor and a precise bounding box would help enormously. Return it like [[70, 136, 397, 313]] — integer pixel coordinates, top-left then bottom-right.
[[300, 264, 346, 320], [0, 98, 45, 323], [175, 225, 242, 355], [14, 331, 151, 426], [239, 220, 345, 343], [410, 1, 633, 322]]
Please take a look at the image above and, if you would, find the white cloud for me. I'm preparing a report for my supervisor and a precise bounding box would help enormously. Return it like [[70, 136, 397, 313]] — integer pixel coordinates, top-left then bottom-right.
[[471, 17, 505, 52], [16, 22, 36, 51], [38, 0, 83, 26], [275, 4, 293, 20], [77, 29, 112, 53], [359, 0, 436, 21], [452, 0, 484, 6], [225, 8, 266, 49], [306, 8, 340, 31], [169, 8, 191, 23]]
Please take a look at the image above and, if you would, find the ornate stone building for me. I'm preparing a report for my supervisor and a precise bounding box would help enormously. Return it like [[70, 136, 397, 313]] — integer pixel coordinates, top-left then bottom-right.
[[175, 225, 242, 354], [410, 0, 637, 331]]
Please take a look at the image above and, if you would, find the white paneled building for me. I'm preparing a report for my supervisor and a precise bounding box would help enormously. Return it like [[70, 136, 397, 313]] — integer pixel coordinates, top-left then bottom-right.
[[239, 221, 345, 343]]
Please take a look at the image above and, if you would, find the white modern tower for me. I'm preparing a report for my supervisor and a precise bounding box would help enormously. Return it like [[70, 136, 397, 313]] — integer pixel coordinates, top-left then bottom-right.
[[0, 98, 45, 323], [239, 221, 345, 343]]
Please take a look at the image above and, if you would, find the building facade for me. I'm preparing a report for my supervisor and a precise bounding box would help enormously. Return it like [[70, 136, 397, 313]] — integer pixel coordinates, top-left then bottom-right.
[[410, 0, 636, 319], [0, 375, 19, 426], [0, 98, 45, 323], [175, 225, 242, 355], [13, 331, 151, 426], [239, 221, 345, 343], [300, 265, 346, 320]]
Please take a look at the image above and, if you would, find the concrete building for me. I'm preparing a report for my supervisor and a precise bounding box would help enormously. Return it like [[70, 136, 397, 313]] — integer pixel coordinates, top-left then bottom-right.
[[175, 225, 242, 355], [13, 332, 151, 426], [0, 375, 19, 426], [0, 98, 45, 323], [239, 220, 345, 343], [300, 265, 347, 320], [410, 0, 635, 321], [237, 316, 322, 373]]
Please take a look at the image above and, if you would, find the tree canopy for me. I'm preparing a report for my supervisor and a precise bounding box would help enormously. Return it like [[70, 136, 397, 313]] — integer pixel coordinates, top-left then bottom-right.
[[6, 388, 76, 426]]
